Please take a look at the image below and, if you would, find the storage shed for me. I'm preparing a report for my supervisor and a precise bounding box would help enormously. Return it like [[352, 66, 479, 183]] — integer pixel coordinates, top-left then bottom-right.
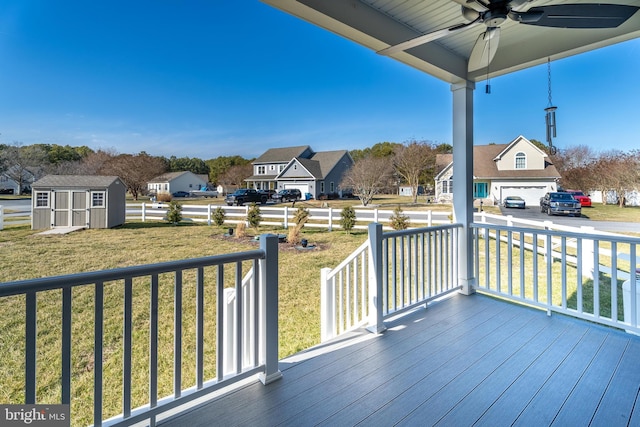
[[31, 175, 126, 230]]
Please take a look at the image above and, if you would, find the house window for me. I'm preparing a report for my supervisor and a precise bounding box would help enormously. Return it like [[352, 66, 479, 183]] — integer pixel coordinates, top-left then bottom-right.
[[320, 182, 325, 193], [515, 152, 526, 169], [35, 191, 49, 208], [270, 165, 275, 171], [257, 166, 266, 175], [442, 179, 453, 194], [278, 165, 284, 173], [91, 191, 105, 208], [473, 183, 488, 198], [330, 182, 334, 193]]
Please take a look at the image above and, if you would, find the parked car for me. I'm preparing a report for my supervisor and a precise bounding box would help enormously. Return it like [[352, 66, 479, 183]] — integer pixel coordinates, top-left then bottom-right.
[[258, 189, 277, 199], [565, 190, 592, 207], [272, 189, 302, 202], [224, 188, 268, 206], [540, 192, 581, 217], [172, 191, 190, 198], [503, 196, 526, 209]]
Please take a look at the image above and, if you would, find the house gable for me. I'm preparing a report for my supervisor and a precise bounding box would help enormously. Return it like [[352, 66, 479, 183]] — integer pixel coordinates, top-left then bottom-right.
[[278, 158, 316, 179], [493, 135, 548, 171]]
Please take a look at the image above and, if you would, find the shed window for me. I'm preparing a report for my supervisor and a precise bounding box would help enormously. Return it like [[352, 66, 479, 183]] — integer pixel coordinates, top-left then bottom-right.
[[35, 192, 49, 208], [91, 191, 105, 208], [515, 152, 526, 169]]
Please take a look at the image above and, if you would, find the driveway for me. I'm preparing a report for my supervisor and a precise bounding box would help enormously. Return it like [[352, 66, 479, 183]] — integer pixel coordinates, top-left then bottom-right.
[[496, 206, 637, 234]]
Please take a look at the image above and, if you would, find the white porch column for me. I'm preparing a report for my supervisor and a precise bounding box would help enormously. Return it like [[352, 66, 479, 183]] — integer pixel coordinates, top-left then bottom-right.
[[451, 80, 476, 295]]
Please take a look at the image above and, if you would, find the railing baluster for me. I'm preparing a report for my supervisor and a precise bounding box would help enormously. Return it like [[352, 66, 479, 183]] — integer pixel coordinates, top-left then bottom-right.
[[196, 267, 204, 388], [123, 278, 132, 418], [94, 282, 104, 427], [62, 286, 72, 405], [235, 262, 243, 375], [25, 291, 37, 404], [507, 230, 513, 295], [174, 271, 182, 397], [519, 231, 525, 298], [216, 265, 224, 381], [149, 274, 159, 427]]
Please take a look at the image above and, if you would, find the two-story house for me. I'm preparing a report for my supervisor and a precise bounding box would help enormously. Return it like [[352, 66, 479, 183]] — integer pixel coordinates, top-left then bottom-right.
[[434, 135, 561, 206], [245, 146, 354, 199]]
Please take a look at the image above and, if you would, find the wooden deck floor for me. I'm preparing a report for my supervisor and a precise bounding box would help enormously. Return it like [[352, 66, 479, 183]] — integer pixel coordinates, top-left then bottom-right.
[[160, 293, 640, 426]]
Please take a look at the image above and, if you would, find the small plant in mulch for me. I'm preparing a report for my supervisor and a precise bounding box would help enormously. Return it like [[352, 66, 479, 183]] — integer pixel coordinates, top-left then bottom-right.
[[212, 207, 226, 227], [340, 206, 356, 234], [166, 201, 183, 225], [389, 205, 410, 230], [246, 203, 262, 229]]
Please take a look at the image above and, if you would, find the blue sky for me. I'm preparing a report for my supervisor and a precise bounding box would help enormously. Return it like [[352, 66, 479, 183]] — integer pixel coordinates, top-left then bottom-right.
[[1, 1, 638, 160]]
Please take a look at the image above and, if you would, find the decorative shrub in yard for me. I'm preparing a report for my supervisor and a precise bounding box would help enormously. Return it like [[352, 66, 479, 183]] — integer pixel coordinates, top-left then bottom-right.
[[288, 207, 310, 245], [246, 203, 262, 229], [213, 206, 226, 227], [157, 193, 172, 202], [340, 206, 356, 234], [166, 201, 182, 225], [389, 205, 410, 230]]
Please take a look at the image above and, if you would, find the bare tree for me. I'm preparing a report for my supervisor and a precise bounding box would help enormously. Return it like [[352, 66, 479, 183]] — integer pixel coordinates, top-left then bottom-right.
[[218, 164, 252, 191], [393, 140, 437, 203], [0, 142, 48, 193], [99, 153, 166, 200], [340, 156, 393, 206]]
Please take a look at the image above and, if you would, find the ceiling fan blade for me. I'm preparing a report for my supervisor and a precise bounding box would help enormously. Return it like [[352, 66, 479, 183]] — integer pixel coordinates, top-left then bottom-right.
[[521, 4, 639, 29], [377, 20, 480, 56], [468, 26, 500, 72], [448, 0, 488, 14]]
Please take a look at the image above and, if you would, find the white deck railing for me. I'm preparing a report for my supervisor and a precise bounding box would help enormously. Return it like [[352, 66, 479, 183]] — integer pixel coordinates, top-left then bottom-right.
[[472, 222, 640, 333], [0, 234, 281, 427], [320, 223, 462, 341]]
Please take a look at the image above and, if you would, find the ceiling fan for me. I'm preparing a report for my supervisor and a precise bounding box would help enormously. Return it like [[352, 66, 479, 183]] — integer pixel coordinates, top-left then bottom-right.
[[377, 1, 639, 72]]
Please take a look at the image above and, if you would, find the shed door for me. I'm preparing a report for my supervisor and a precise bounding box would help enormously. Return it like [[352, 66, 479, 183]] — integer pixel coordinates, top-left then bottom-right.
[[52, 191, 70, 227], [71, 191, 87, 227]]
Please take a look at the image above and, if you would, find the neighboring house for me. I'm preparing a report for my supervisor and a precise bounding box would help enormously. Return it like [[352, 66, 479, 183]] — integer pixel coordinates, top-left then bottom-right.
[[0, 174, 20, 194], [147, 171, 208, 195], [31, 175, 126, 230], [0, 167, 37, 194], [245, 146, 354, 199], [434, 135, 561, 206]]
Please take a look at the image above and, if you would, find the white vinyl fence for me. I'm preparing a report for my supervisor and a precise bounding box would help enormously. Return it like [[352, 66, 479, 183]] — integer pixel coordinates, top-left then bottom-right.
[[0, 205, 31, 230], [125, 202, 452, 230]]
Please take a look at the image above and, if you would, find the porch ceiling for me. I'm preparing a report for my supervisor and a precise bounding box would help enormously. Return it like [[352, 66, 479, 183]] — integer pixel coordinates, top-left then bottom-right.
[[261, 0, 640, 84]]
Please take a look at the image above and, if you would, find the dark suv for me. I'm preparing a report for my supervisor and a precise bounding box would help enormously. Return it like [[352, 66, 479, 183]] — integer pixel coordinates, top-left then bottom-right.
[[273, 189, 302, 202]]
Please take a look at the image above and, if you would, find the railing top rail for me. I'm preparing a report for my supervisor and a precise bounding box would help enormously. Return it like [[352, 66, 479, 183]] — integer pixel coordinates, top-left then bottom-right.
[[0, 248, 266, 297], [472, 221, 640, 244], [383, 223, 462, 239]]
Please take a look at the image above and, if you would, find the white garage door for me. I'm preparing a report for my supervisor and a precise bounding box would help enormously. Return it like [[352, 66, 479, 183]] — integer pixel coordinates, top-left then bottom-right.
[[500, 186, 546, 206], [284, 184, 309, 197]]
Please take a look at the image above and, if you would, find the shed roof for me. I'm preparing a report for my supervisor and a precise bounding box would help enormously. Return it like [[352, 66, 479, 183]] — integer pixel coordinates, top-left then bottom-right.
[[32, 175, 121, 188]]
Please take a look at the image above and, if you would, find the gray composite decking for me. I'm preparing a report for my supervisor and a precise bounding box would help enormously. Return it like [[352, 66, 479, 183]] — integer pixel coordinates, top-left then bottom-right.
[[160, 293, 640, 426]]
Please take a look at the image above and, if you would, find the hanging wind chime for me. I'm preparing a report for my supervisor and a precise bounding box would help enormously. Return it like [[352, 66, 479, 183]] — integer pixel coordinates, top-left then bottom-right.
[[544, 57, 558, 155]]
